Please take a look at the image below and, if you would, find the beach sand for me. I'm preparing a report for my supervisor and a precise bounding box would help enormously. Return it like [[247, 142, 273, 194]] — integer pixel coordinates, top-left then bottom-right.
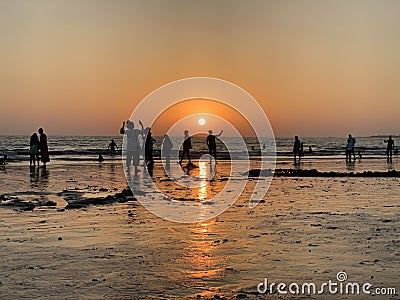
[[0, 161, 399, 299]]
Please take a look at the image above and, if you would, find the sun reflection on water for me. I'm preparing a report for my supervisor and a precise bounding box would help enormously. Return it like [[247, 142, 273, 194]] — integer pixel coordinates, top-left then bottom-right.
[[198, 161, 208, 202], [184, 221, 222, 281]]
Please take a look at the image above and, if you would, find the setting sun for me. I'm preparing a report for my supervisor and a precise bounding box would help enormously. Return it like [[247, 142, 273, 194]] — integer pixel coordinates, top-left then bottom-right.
[[198, 118, 206, 126]]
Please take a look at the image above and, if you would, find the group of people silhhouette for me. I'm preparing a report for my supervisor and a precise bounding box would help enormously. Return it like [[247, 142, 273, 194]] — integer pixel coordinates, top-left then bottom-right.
[[120, 120, 223, 174], [293, 134, 397, 164], [178, 129, 223, 166], [120, 120, 146, 174], [292, 136, 311, 164], [29, 128, 50, 168], [346, 134, 356, 162], [119, 120, 160, 174], [24, 125, 396, 170]]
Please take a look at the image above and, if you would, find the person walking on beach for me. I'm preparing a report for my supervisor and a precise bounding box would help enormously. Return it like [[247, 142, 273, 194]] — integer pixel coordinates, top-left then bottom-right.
[[162, 134, 173, 169], [108, 139, 118, 156], [144, 127, 156, 168], [179, 130, 192, 165], [346, 134, 356, 162], [206, 129, 223, 161], [29, 133, 40, 167], [385, 136, 395, 163], [38, 128, 50, 168], [293, 136, 301, 164], [120, 120, 145, 174]]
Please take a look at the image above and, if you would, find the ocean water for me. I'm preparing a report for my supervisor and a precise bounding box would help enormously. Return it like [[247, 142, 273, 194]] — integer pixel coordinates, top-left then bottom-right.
[[0, 135, 398, 163]]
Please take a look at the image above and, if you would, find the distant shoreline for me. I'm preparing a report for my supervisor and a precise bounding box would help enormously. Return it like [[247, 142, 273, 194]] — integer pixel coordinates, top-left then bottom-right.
[[0, 134, 399, 138]]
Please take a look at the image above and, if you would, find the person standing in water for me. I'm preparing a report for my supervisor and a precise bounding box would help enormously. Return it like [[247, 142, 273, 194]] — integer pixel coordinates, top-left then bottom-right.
[[144, 127, 156, 167], [179, 130, 192, 165], [206, 129, 223, 161], [162, 134, 173, 169], [38, 128, 50, 168], [108, 139, 118, 156], [385, 136, 395, 163], [120, 120, 145, 174], [293, 136, 301, 164], [346, 134, 356, 162], [29, 133, 40, 167]]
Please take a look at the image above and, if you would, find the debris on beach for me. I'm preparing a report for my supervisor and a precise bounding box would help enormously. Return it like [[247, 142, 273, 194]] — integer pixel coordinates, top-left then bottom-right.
[[65, 186, 136, 209], [0, 195, 46, 211]]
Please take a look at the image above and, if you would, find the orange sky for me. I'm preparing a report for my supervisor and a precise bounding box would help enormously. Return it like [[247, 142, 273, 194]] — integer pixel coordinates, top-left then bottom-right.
[[151, 99, 257, 137], [0, 0, 399, 137]]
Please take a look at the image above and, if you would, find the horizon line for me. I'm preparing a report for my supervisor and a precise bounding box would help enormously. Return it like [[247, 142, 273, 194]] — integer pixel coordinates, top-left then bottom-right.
[[0, 134, 399, 139]]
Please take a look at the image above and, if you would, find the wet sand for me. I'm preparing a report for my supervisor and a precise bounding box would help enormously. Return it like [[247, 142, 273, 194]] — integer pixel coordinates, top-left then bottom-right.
[[0, 161, 399, 299]]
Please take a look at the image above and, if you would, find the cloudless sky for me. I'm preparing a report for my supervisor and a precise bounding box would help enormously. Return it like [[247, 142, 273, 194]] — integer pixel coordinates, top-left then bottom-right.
[[0, 0, 399, 137]]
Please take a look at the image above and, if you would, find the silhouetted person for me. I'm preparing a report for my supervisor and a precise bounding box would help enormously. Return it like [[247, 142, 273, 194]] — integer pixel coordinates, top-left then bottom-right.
[[38, 128, 50, 168], [206, 129, 223, 161], [308, 146, 313, 154], [385, 136, 395, 163], [162, 134, 173, 169], [120, 120, 145, 174], [144, 127, 156, 167], [29, 133, 40, 167], [108, 139, 118, 156], [300, 142, 305, 157], [98, 154, 104, 162], [293, 136, 301, 164], [179, 130, 192, 165], [346, 134, 356, 162]]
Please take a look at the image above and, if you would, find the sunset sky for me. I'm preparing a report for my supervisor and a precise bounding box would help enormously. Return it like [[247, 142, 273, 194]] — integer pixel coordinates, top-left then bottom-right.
[[1, 0, 399, 137]]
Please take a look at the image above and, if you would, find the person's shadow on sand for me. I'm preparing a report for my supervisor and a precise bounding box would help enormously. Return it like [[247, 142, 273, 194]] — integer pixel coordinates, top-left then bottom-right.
[[181, 162, 198, 175]]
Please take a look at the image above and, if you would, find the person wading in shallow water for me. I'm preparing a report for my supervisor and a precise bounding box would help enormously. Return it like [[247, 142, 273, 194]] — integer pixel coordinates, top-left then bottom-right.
[[293, 136, 301, 164], [179, 130, 192, 165], [346, 134, 356, 163], [162, 134, 173, 170], [144, 127, 156, 168], [385, 136, 395, 163], [120, 120, 145, 175], [108, 139, 118, 156], [29, 133, 40, 167], [206, 129, 223, 162], [38, 128, 50, 168]]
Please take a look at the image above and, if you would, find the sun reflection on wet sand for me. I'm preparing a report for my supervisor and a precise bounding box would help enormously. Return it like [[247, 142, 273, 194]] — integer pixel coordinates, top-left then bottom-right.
[[183, 221, 225, 290], [198, 161, 208, 202]]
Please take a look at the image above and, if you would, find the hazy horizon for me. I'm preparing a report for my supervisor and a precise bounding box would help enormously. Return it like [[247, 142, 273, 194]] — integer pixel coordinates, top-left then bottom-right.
[[1, 133, 399, 139]]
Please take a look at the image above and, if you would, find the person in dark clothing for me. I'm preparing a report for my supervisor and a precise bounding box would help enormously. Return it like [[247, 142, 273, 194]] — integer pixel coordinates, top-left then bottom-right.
[[29, 133, 40, 167], [385, 136, 395, 163], [120, 120, 145, 174], [206, 129, 223, 161], [38, 128, 50, 168], [162, 134, 173, 169], [144, 127, 156, 167], [293, 136, 301, 164], [108, 139, 118, 156], [179, 130, 192, 165]]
